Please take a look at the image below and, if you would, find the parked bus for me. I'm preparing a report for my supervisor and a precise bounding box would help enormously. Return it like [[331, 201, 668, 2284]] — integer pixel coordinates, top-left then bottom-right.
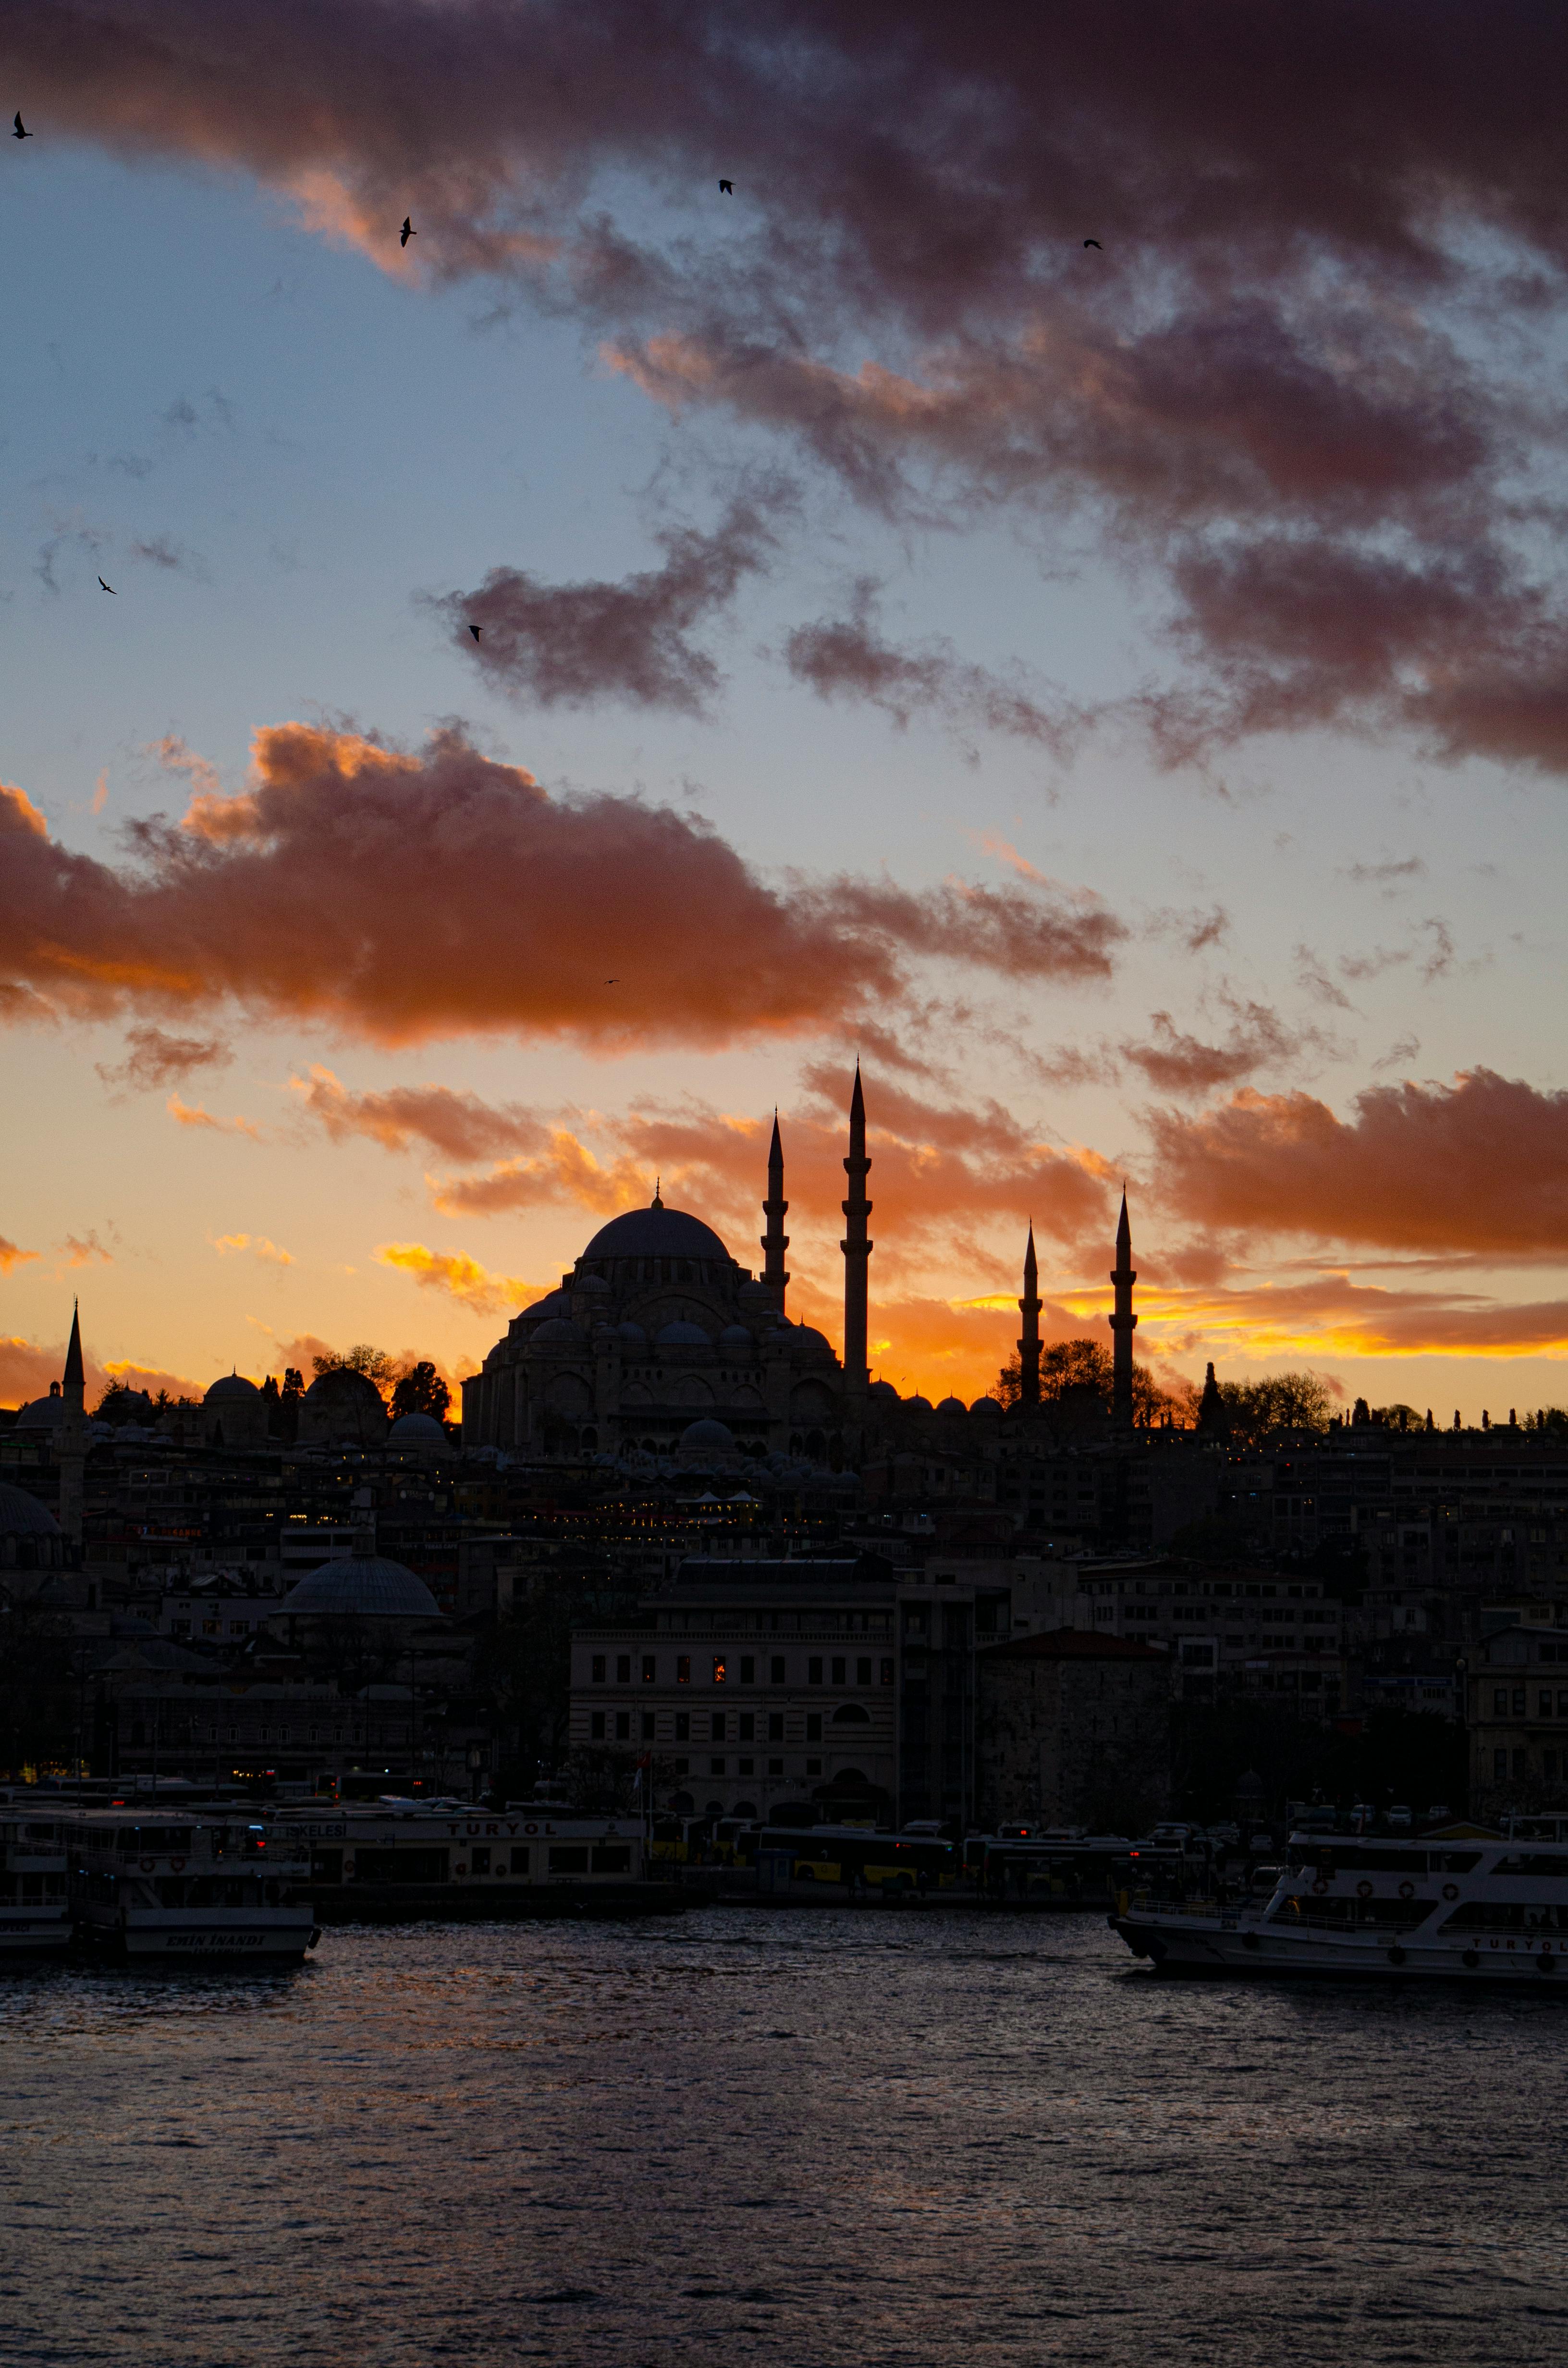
[[756, 1824, 957, 1893]]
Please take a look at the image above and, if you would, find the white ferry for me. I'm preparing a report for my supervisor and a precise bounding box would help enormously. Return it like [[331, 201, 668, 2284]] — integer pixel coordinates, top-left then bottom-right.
[[1112, 1824, 1568, 1981], [0, 1814, 71, 1956], [59, 1811, 319, 1963], [271, 1800, 646, 1901]]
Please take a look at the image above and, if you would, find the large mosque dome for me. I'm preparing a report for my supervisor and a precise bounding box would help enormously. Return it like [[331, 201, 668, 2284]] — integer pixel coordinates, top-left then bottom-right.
[[582, 1204, 731, 1264], [283, 1554, 439, 1618]]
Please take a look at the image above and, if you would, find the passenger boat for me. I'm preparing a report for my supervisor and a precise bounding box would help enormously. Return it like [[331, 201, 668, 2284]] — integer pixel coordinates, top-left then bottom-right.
[[270, 1800, 655, 1918], [1112, 1824, 1568, 1980], [0, 1814, 72, 1956], [59, 1811, 318, 1962]]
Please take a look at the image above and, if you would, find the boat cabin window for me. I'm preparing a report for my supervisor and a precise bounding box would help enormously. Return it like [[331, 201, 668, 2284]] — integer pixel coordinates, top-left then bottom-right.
[[1495, 1853, 1568, 1877]]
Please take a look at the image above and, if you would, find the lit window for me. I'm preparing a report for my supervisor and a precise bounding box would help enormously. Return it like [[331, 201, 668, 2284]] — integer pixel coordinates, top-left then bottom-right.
[[881, 1659, 894, 1685], [712, 1656, 727, 1685], [642, 1655, 656, 1683]]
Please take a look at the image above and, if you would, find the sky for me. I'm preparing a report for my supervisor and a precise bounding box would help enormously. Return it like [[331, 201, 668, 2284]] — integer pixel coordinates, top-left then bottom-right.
[[3, 0, 1568, 1419]]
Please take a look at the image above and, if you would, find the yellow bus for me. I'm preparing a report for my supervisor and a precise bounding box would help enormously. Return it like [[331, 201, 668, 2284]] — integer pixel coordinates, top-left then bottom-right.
[[755, 1825, 957, 1893]]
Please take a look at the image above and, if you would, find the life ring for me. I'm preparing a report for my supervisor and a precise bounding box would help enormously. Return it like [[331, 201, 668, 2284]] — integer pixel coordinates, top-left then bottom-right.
[[1311, 1877, 1329, 1894], [1398, 1879, 1416, 1900], [1442, 1883, 1459, 1901], [139, 1856, 155, 1873], [1387, 1945, 1407, 1967], [171, 1857, 185, 1873], [1356, 1880, 1373, 1899], [1462, 1949, 1480, 1969]]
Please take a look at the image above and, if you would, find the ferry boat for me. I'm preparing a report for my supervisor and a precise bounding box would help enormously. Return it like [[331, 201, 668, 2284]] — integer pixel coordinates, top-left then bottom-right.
[[269, 1799, 654, 1918], [59, 1811, 319, 1963], [1112, 1824, 1568, 1980], [0, 1814, 71, 1956]]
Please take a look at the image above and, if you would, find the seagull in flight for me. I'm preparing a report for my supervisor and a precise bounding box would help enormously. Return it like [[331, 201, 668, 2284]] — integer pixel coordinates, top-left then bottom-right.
[[98, 576, 116, 594], [469, 624, 481, 641], [718, 179, 733, 195], [401, 216, 416, 247], [1083, 237, 1102, 249], [13, 111, 33, 139], [605, 977, 620, 985]]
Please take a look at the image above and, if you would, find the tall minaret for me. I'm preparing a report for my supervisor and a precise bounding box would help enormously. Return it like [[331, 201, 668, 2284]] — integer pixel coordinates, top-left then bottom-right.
[[1017, 1223, 1042, 1406], [59, 1298, 85, 1546], [1108, 1188, 1137, 1429], [841, 1063, 872, 1397], [761, 1111, 790, 1319]]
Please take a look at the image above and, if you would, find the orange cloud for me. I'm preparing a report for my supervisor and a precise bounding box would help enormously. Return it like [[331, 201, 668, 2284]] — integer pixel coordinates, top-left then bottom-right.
[[213, 1233, 294, 1266], [0, 1239, 38, 1276], [167, 1097, 262, 1138], [0, 725, 1123, 1050], [0, 1332, 202, 1411], [376, 1242, 543, 1318]]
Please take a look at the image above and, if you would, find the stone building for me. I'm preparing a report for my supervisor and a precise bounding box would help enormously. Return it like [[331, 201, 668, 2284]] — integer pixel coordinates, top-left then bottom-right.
[[977, 1629, 1172, 1830], [1466, 1622, 1568, 1818]]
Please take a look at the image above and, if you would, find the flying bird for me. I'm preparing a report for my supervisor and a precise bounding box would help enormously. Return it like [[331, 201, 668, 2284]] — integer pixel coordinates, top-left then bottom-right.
[[1083, 237, 1102, 249], [13, 111, 33, 139], [401, 216, 416, 247], [605, 977, 620, 985], [718, 179, 733, 194], [469, 624, 481, 641], [98, 576, 116, 594]]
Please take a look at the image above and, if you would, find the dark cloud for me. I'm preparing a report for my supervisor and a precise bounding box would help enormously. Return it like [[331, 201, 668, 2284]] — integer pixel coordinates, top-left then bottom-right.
[[431, 490, 785, 713], [97, 1023, 233, 1091], [1121, 1000, 1316, 1097]]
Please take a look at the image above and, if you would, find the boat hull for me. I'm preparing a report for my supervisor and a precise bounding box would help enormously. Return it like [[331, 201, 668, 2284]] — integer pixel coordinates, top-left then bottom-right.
[[73, 1908, 319, 1964], [1115, 1913, 1568, 1982], [0, 1912, 73, 1957]]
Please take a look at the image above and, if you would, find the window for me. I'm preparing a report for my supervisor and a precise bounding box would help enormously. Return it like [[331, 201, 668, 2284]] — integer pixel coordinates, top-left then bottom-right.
[[831, 1656, 846, 1685], [471, 1848, 491, 1875], [617, 1655, 631, 1684], [881, 1659, 894, 1685], [641, 1711, 656, 1741], [615, 1712, 631, 1742], [857, 1657, 871, 1686], [711, 1712, 726, 1742], [738, 1758, 754, 1776], [808, 1657, 823, 1685], [674, 1758, 689, 1775], [642, 1654, 656, 1683], [740, 1656, 755, 1684], [1495, 1688, 1509, 1714], [675, 1713, 690, 1742], [592, 1655, 606, 1683], [1514, 1748, 1530, 1776], [1558, 1691, 1568, 1718], [806, 1759, 822, 1776], [739, 1713, 755, 1741], [768, 1758, 784, 1776], [770, 1656, 786, 1684], [806, 1713, 822, 1743], [590, 1712, 606, 1740], [677, 1656, 691, 1684], [510, 1847, 530, 1875], [712, 1656, 727, 1685], [710, 1757, 726, 1776], [768, 1713, 784, 1742], [1543, 1692, 1555, 1720], [549, 1846, 590, 1874], [1548, 1753, 1561, 1781], [1515, 1689, 1528, 1714], [592, 1846, 632, 1874]]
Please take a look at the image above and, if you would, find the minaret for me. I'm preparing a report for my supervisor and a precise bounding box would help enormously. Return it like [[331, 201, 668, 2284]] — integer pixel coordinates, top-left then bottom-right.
[[841, 1063, 872, 1397], [1017, 1223, 1042, 1406], [1108, 1188, 1137, 1429], [59, 1298, 85, 1546], [761, 1111, 790, 1319]]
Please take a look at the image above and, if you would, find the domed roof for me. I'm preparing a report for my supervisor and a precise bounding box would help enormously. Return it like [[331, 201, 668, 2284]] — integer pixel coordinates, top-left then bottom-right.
[[737, 1279, 776, 1308], [616, 1321, 647, 1344], [0, 1482, 60, 1538], [906, 1394, 934, 1415], [582, 1200, 730, 1263], [936, 1395, 968, 1416], [970, 1395, 1003, 1417], [304, 1366, 383, 1403], [519, 1287, 569, 1323], [15, 1391, 64, 1431], [791, 1325, 836, 1363], [283, 1554, 440, 1618], [677, 1418, 736, 1458], [388, 1411, 447, 1445], [205, 1371, 260, 1401], [657, 1320, 711, 1346], [574, 1272, 612, 1295], [532, 1317, 587, 1346], [869, 1380, 899, 1400], [719, 1325, 753, 1346]]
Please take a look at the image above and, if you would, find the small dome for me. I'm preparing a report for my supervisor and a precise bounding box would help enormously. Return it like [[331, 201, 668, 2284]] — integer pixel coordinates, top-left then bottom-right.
[[906, 1394, 934, 1415], [518, 1287, 569, 1323], [616, 1321, 647, 1344], [283, 1555, 440, 1618], [869, 1380, 899, 1400], [969, 1395, 1003, 1418], [205, 1372, 260, 1401], [936, 1395, 968, 1416], [657, 1320, 710, 1347], [791, 1325, 836, 1364], [573, 1273, 612, 1295], [531, 1318, 587, 1345], [15, 1392, 64, 1431], [388, 1411, 447, 1446], [582, 1204, 731, 1262], [719, 1325, 754, 1347], [677, 1418, 736, 1459], [737, 1280, 776, 1310], [0, 1482, 61, 1538]]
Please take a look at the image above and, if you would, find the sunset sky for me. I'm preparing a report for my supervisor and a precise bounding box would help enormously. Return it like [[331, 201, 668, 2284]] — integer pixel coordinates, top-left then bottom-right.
[[4, 2, 1568, 1418]]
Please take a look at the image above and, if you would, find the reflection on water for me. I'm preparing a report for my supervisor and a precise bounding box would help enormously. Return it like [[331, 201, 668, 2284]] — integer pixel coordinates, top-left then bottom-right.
[[4, 1909, 1568, 2364]]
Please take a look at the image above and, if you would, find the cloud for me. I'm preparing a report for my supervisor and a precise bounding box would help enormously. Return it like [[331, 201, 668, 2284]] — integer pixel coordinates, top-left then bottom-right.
[[59, 1231, 113, 1268], [1099, 1271, 1568, 1366], [0, 1239, 38, 1275], [98, 1023, 233, 1092], [1344, 856, 1426, 887], [1150, 1068, 1568, 1258], [130, 533, 203, 577], [782, 579, 1082, 755], [289, 1066, 545, 1162], [377, 1242, 541, 1317], [213, 1233, 294, 1265], [167, 1096, 263, 1138], [0, 724, 1123, 1049], [145, 735, 222, 798], [0, 1332, 201, 1411], [433, 490, 784, 713], [1121, 1000, 1316, 1097]]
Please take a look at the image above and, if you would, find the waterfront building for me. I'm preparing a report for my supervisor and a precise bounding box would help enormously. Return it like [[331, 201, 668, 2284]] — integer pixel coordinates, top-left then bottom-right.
[[977, 1629, 1172, 1830]]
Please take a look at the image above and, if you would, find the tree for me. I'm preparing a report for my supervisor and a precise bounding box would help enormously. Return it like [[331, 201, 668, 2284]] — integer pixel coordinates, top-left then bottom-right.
[[313, 1344, 397, 1393], [994, 1336, 1196, 1424], [1217, 1371, 1334, 1446], [392, 1361, 451, 1424], [280, 1367, 304, 1401]]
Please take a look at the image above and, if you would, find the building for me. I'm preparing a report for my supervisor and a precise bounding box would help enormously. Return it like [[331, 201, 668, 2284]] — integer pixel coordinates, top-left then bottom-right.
[[977, 1629, 1172, 1831], [1467, 1621, 1568, 1818]]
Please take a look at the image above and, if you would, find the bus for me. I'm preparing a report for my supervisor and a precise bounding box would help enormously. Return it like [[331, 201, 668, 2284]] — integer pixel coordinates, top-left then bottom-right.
[[755, 1824, 957, 1893]]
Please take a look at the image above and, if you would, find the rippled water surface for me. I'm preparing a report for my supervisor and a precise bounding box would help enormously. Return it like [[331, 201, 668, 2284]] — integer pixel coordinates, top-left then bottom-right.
[[5, 1907, 1568, 2364]]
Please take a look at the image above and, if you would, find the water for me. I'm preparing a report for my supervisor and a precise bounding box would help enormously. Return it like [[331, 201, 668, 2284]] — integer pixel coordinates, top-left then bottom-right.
[[3, 1908, 1567, 2365]]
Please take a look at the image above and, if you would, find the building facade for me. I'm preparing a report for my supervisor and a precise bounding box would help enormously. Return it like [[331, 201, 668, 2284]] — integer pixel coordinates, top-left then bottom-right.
[[977, 1630, 1173, 1830]]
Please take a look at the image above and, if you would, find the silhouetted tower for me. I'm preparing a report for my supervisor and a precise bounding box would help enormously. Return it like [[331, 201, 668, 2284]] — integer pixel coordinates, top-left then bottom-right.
[[1017, 1223, 1042, 1406], [841, 1064, 872, 1397], [59, 1298, 85, 1545], [1108, 1188, 1137, 1429], [761, 1111, 790, 1319]]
